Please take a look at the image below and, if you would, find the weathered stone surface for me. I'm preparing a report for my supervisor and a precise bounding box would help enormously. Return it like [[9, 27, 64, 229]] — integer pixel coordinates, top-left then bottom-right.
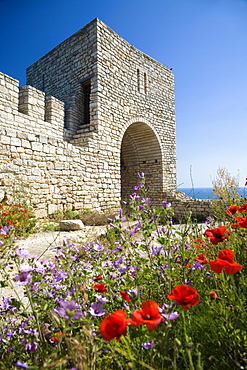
[[0, 189, 5, 202], [59, 220, 84, 231]]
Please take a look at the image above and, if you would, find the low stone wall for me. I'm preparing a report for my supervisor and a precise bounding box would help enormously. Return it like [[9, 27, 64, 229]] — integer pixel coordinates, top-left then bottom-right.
[[163, 191, 213, 221]]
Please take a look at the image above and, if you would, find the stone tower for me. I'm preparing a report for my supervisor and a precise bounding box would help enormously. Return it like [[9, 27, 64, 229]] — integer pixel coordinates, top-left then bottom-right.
[[0, 18, 176, 216], [27, 18, 176, 204]]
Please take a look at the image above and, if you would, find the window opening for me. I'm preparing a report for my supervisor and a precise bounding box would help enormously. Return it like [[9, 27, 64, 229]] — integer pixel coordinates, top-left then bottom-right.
[[81, 80, 91, 125], [144, 72, 147, 94], [137, 69, 140, 92]]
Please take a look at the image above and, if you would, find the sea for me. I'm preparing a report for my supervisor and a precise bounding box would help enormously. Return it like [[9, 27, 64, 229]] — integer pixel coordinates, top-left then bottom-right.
[[178, 187, 247, 200]]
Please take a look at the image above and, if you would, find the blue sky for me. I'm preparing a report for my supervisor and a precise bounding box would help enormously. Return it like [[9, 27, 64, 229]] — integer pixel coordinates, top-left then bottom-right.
[[1, 0, 247, 188]]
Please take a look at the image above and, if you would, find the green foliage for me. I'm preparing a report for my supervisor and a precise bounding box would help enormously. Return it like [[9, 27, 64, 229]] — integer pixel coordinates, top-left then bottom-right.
[[211, 167, 241, 222]]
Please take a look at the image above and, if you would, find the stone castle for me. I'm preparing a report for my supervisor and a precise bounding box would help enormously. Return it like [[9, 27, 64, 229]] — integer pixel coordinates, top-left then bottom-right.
[[0, 18, 211, 219]]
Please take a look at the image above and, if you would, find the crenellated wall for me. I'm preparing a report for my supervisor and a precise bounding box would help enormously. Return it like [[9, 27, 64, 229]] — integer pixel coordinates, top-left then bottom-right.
[[0, 72, 64, 139]]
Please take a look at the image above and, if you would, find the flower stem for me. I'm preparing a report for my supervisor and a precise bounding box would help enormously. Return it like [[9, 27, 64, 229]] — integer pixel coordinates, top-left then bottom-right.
[[181, 310, 195, 370]]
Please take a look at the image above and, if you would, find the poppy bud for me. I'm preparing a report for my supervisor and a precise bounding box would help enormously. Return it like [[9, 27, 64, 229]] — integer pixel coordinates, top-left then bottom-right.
[[210, 292, 217, 299]]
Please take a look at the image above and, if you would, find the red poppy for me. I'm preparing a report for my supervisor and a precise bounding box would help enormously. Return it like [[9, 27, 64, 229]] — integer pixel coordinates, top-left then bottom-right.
[[130, 300, 164, 330], [231, 215, 247, 229], [204, 226, 229, 244], [209, 249, 243, 275], [193, 238, 206, 248], [195, 254, 208, 264], [167, 284, 200, 310], [218, 249, 234, 262], [120, 291, 131, 302], [226, 205, 239, 216], [51, 331, 63, 343], [93, 283, 106, 293], [210, 292, 217, 299], [94, 275, 102, 281], [239, 204, 247, 213], [19, 209, 27, 213], [99, 310, 128, 342], [245, 178, 247, 186]]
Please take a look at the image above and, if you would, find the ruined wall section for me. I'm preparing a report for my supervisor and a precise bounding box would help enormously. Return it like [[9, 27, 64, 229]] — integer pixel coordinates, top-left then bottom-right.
[[0, 72, 120, 217]]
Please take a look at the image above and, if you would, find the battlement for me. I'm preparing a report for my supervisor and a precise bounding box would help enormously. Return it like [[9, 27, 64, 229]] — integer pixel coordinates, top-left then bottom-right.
[[0, 72, 65, 138]]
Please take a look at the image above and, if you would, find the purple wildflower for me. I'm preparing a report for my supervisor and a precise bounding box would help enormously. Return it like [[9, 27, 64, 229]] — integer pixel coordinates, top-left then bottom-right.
[[142, 340, 155, 349], [163, 312, 180, 320], [16, 362, 28, 369], [151, 245, 164, 255], [55, 271, 68, 283], [142, 197, 151, 205], [16, 247, 29, 259], [14, 271, 31, 285], [0, 225, 13, 235], [162, 201, 171, 208], [95, 294, 110, 303], [138, 172, 145, 178], [93, 243, 104, 252], [190, 261, 205, 270], [89, 303, 105, 317], [129, 192, 140, 200], [134, 183, 143, 190], [55, 299, 82, 320]]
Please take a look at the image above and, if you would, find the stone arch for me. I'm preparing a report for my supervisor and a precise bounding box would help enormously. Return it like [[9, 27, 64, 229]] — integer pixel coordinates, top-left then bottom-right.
[[120, 119, 164, 202]]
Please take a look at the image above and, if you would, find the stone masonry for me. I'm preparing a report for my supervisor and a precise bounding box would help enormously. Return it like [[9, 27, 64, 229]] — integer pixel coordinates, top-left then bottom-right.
[[0, 18, 212, 219]]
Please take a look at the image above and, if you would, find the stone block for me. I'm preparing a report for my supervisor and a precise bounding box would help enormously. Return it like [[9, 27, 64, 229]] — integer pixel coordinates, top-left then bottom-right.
[[59, 219, 84, 231]]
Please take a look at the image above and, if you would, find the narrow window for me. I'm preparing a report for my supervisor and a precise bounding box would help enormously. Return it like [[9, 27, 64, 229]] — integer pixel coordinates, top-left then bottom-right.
[[81, 80, 91, 125], [137, 69, 140, 92], [144, 72, 147, 94]]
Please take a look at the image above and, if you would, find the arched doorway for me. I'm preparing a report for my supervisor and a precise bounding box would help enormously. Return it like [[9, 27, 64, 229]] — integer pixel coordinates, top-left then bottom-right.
[[120, 122, 163, 203]]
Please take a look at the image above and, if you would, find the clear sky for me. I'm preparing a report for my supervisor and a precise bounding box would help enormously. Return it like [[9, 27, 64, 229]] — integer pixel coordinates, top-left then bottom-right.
[[1, 0, 247, 188]]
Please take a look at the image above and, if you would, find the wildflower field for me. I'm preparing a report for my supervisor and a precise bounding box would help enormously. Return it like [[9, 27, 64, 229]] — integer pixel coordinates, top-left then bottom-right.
[[0, 174, 247, 370]]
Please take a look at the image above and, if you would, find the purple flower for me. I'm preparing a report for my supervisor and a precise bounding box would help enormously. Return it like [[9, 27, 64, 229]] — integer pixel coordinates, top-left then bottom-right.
[[25, 342, 38, 351], [190, 261, 205, 270], [14, 271, 31, 285], [93, 243, 104, 252], [139, 205, 145, 210], [55, 299, 82, 320], [89, 302, 105, 317], [162, 201, 171, 208], [184, 243, 190, 249], [55, 271, 68, 282], [138, 172, 145, 178], [151, 245, 164, 255], [142, 340, 154, 349], [0, 241, 3, 246], [16, 247, 29, 259], [16, 362, 28, 369], [129, 192, 140, 200], [142, 197, 151, 205], [134, 184, 143, 190], [95, 294, 110, 303], [0, 225, 13, 235], [163, 312, 180, 320], [20, 263, 33, 272]]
